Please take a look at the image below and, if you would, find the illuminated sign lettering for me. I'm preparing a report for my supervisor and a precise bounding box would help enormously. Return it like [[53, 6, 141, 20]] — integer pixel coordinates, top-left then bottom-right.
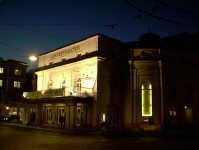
[[51, 46, 80, 60]]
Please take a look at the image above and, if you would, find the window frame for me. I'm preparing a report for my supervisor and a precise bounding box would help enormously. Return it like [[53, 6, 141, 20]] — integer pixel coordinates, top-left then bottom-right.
[[14, 81, 21, 88], [15, 69, 21, 75], [0, 67, 4, 74], [0, 80, 3, 87]]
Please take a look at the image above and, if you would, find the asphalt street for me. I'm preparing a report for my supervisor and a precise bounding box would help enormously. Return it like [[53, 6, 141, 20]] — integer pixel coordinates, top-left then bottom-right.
[[0, 124, 199, 150]]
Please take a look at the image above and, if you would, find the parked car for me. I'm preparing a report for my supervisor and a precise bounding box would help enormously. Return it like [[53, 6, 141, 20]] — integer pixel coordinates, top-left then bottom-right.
[[0, 116, 8, 121], [0, 116, 6, 121], [8, 115, 20, 121]]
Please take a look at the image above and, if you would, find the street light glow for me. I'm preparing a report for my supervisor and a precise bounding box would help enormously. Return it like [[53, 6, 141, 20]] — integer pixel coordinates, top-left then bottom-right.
[[29, 55, 37, 61]]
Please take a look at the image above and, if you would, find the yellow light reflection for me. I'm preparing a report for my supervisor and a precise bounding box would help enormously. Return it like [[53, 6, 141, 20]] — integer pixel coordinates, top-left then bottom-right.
[[142, 90, 152, 116]]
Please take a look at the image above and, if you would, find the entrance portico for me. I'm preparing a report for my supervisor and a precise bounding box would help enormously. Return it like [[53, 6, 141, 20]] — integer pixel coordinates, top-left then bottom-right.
[[23, 96, 93, 130]]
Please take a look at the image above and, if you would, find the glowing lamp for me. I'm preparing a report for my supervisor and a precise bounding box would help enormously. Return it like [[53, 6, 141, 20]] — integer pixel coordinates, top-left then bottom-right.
[[184, 106, 187, 109], [29, 55, 37, 61]]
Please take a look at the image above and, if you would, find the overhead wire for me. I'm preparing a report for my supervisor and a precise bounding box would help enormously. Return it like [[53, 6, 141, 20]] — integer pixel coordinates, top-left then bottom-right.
[[10, 0, 60, 45], [0, 41, 30, 54], [123, 0, 199, 29], [0, 22, 73, 41], [156, 0, 199, 16]]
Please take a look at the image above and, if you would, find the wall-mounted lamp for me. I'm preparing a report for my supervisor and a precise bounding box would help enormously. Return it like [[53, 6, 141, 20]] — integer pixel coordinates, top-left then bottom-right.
[[184, 106, 187, 109]]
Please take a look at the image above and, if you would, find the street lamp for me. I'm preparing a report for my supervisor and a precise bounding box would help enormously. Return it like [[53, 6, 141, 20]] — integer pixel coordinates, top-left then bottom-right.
[[29, 55, 37, 61], [28, 55, 37, 91]]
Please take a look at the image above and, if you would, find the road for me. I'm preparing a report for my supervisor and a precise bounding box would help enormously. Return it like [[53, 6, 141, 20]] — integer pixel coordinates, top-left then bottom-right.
[[0, 124, 198, 150]]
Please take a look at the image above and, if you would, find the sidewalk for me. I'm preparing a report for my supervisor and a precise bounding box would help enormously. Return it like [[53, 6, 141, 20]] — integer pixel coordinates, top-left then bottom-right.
[[1, 121, 199, 136]]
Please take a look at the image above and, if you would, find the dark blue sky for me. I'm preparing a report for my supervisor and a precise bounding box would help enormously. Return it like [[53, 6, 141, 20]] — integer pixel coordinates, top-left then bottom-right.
[[0, 0, 199, 70]]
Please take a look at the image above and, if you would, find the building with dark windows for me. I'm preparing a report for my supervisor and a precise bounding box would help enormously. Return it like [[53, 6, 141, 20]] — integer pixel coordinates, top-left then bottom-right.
[[0, 58, 28, 120], [121, 32, 199, 130], [22, 32, 199, 130]]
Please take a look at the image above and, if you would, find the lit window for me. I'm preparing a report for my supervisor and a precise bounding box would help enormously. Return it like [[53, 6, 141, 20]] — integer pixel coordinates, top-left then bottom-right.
[[170, 110, 176, 119], [10, 107, 17, 115], [77, 78, 81, 94], [0, 80, 2, 86], [14, 81, 21, 88], [15, 69, 21, 75], [142, 81, 152, 116], [100, 114, 106, 123], [0, 67, 3, 74]]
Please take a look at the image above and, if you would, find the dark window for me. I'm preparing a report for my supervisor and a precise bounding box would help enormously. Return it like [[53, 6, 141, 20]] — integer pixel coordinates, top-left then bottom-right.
[[185, 84, 192, 100], [169, 83, 176, 98]]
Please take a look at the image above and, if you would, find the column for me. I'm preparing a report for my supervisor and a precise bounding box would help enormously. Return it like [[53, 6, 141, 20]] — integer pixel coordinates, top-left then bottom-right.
[[35, 104, 39, 123], [82, 104, 92, 128], [25, 104, 31, 124], [132, 68, 139, 131], [52, 104, 56, 125], [65, 103, 77, 130], [65, 105, 70, 129], [69, 105, 77, 129], [37, 104, 43, 124]]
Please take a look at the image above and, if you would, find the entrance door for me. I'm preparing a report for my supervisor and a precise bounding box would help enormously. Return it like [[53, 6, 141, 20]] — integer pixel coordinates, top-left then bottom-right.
[[58, 107, 65, 124], [185, 107, 193, 125], [46, 107, 52, 123], [108, 108, 116, 126], [76, 107, 81, 126]]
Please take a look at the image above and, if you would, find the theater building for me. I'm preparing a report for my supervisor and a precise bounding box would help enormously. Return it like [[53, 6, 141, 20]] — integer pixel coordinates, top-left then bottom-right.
[[24, 34, 121, 129], [24, 32, 199, 130]]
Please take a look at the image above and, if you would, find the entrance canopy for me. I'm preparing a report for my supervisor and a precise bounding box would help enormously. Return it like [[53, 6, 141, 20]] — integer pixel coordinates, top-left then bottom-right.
[[23, 96, 93, 105]]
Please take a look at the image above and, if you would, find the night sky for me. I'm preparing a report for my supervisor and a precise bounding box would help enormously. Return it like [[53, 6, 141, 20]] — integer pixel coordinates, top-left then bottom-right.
[[0, 0, 199, 71]]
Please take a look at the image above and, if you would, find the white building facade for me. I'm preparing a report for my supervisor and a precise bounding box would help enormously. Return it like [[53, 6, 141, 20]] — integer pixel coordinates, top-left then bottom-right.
[[24, 34, 121, 129]]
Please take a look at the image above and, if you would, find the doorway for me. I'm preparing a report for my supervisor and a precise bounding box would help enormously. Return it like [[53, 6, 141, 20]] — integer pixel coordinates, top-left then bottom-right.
[[185, 107, 193, 125], [76, 107, 82, 126], [46, 107, 52, 123], [58, 107, 65, 124]]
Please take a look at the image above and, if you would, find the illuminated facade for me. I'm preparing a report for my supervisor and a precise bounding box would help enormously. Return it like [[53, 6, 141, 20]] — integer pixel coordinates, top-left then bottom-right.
[[23, 32, 199, 130], [24, 34, 121, 129], [0, 58, 28, 120]]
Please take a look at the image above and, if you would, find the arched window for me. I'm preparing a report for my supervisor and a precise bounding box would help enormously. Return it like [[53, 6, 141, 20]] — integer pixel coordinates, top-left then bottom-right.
[[77, 77, 81, 94], [141, 81, 152, 116]]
